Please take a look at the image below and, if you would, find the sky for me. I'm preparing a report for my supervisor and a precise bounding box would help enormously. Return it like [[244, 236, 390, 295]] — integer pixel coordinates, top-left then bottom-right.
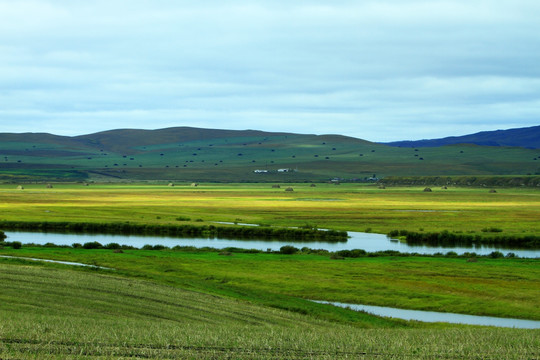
[[1, 1, 539, 142]]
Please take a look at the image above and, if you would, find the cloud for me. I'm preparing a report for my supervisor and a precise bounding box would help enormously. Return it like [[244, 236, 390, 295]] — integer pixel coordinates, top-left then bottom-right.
[[0, 0, 539, 141]]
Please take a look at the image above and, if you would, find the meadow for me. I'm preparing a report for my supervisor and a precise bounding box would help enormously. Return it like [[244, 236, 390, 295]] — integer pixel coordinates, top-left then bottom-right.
[[1, 261, 538, 359], [0, 182, 539, 236], [0, 182, 539, 358]]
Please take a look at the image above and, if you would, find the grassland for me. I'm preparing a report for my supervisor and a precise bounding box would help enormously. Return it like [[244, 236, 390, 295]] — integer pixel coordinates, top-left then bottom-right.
[[1, 261, 538, 359], [0, 182, 539, 236], [1, 246, 538, 321], [0, 183, 539, 358], [1, 128, 539, 181]]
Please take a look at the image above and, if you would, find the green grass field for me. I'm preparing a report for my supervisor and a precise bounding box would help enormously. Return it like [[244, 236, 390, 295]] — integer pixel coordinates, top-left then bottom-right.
[[1, 246, 538, 320], [0, 183, 539, 358], [1, 130, 539, 181], [1, 182, 539, 236], [1, 261, 538, 359]]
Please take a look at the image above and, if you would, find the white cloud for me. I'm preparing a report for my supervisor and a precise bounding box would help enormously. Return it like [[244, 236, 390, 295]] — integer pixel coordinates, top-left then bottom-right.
[[0, 0, 539, 141]]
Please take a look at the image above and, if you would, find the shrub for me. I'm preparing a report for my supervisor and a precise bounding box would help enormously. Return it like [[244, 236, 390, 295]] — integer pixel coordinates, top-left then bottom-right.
[[489, 251, 504, 258], [105, 242, 121, 249], [280, 245, 299, 254], [481, 227, 503, 233], [83, 241, 103, 249], [11, 241, 22, 249]]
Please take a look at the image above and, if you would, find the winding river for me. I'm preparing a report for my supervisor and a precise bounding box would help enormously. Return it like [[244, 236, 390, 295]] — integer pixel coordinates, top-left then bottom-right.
[[312, 301, 540, 329]]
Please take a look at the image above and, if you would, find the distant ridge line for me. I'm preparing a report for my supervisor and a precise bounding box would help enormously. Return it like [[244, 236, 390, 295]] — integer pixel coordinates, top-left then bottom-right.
[[384, 125, 540, 149]]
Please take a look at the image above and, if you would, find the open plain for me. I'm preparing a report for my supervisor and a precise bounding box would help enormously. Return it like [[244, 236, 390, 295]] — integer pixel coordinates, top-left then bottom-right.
[[0, 182, 539, 358]]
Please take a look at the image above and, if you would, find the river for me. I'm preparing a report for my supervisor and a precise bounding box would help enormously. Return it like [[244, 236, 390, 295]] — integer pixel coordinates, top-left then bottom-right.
[[4, 231, 539, 257], [312, 301, 540, 329]]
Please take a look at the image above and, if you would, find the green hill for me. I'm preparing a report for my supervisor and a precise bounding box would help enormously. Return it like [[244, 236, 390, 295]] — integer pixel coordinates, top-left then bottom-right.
[[1, 127, 539, 181]]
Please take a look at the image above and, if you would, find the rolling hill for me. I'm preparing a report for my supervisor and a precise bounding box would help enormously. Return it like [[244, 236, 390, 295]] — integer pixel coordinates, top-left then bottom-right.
[[1, 126, 539, 182], [385, 125, 540, 149]]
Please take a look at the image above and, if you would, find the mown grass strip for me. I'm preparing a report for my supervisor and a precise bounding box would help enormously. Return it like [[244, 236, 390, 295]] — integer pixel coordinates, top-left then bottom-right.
[[0, 263, 538, 360]]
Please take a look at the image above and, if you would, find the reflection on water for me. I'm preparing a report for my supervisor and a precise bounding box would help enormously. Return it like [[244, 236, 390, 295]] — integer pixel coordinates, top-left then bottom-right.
[[4, 231, 539, 258], [312, 301, 540, 329]]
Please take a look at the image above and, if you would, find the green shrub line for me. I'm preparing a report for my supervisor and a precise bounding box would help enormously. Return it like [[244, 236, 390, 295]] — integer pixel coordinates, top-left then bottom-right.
[[0, 238, 529, 259], [0, 221, 347, 242], [388, 229, 540, 249]]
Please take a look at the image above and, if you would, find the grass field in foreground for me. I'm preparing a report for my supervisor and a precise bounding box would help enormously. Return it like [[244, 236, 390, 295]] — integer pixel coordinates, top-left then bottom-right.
[[0, 182, 539, 236], [1, 247, 538, 321], [0, 262, 538, 359]]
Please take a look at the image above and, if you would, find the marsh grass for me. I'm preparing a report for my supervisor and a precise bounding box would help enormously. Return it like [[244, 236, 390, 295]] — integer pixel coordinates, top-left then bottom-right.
[[0, 183, 539, 237]]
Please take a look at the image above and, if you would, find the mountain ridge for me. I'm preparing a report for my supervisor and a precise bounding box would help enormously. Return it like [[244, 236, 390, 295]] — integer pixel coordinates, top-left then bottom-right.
[[384, 125, 540, 149]]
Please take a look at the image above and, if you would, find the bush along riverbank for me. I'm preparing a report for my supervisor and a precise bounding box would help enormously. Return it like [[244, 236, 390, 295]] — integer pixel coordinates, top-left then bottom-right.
[[0, 221, 348, 242], [388, 230, 540, 249], [0, 238, 528, 259]]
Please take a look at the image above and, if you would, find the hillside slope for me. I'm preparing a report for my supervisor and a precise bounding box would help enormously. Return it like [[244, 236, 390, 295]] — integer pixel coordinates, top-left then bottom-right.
[[1, 127, 539, 181]]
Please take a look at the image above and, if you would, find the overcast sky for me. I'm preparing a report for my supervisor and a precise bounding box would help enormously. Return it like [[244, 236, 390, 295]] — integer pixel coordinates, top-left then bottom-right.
[[1, 1, 539, 141]]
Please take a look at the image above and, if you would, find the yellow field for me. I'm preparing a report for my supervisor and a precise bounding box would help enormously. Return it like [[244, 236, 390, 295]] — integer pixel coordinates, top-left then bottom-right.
[[1, 182, 539, 236]]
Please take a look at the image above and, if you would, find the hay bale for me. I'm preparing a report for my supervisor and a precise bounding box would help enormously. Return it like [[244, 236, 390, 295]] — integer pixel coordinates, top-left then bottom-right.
[[310, 183, 316, 187], [46, 184, 53, 189], [441, 186, 447, 189], [285, 187, 294, 192], [378, 185, 386, 189], [168, 183, 175, 187], [272, 184, 281, 188], [191, 183, 199, 187], [489, 189, 497, 193], [16, 185, 24, 190], [423, 187, 432, 192]]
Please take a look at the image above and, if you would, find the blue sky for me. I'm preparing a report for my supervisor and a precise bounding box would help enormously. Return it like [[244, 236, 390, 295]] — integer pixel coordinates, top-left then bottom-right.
[[1, 0, 539, 141]]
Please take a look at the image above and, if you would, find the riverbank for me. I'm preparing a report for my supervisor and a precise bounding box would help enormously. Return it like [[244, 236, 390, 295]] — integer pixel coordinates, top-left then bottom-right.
[[0, 220, 347, 242], [2, 231, 539, 258], [1, 245, 538, 321]]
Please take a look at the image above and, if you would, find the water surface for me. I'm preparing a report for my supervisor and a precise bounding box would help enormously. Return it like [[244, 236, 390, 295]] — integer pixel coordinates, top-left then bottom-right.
[[4, 231, 539, 257], [313, 301, 540, 329]]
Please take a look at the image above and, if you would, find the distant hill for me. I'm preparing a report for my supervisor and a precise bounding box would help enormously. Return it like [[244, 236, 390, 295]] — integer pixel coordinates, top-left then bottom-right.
[[1, 126, 539, 181], [385, 125, 540, 149]]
